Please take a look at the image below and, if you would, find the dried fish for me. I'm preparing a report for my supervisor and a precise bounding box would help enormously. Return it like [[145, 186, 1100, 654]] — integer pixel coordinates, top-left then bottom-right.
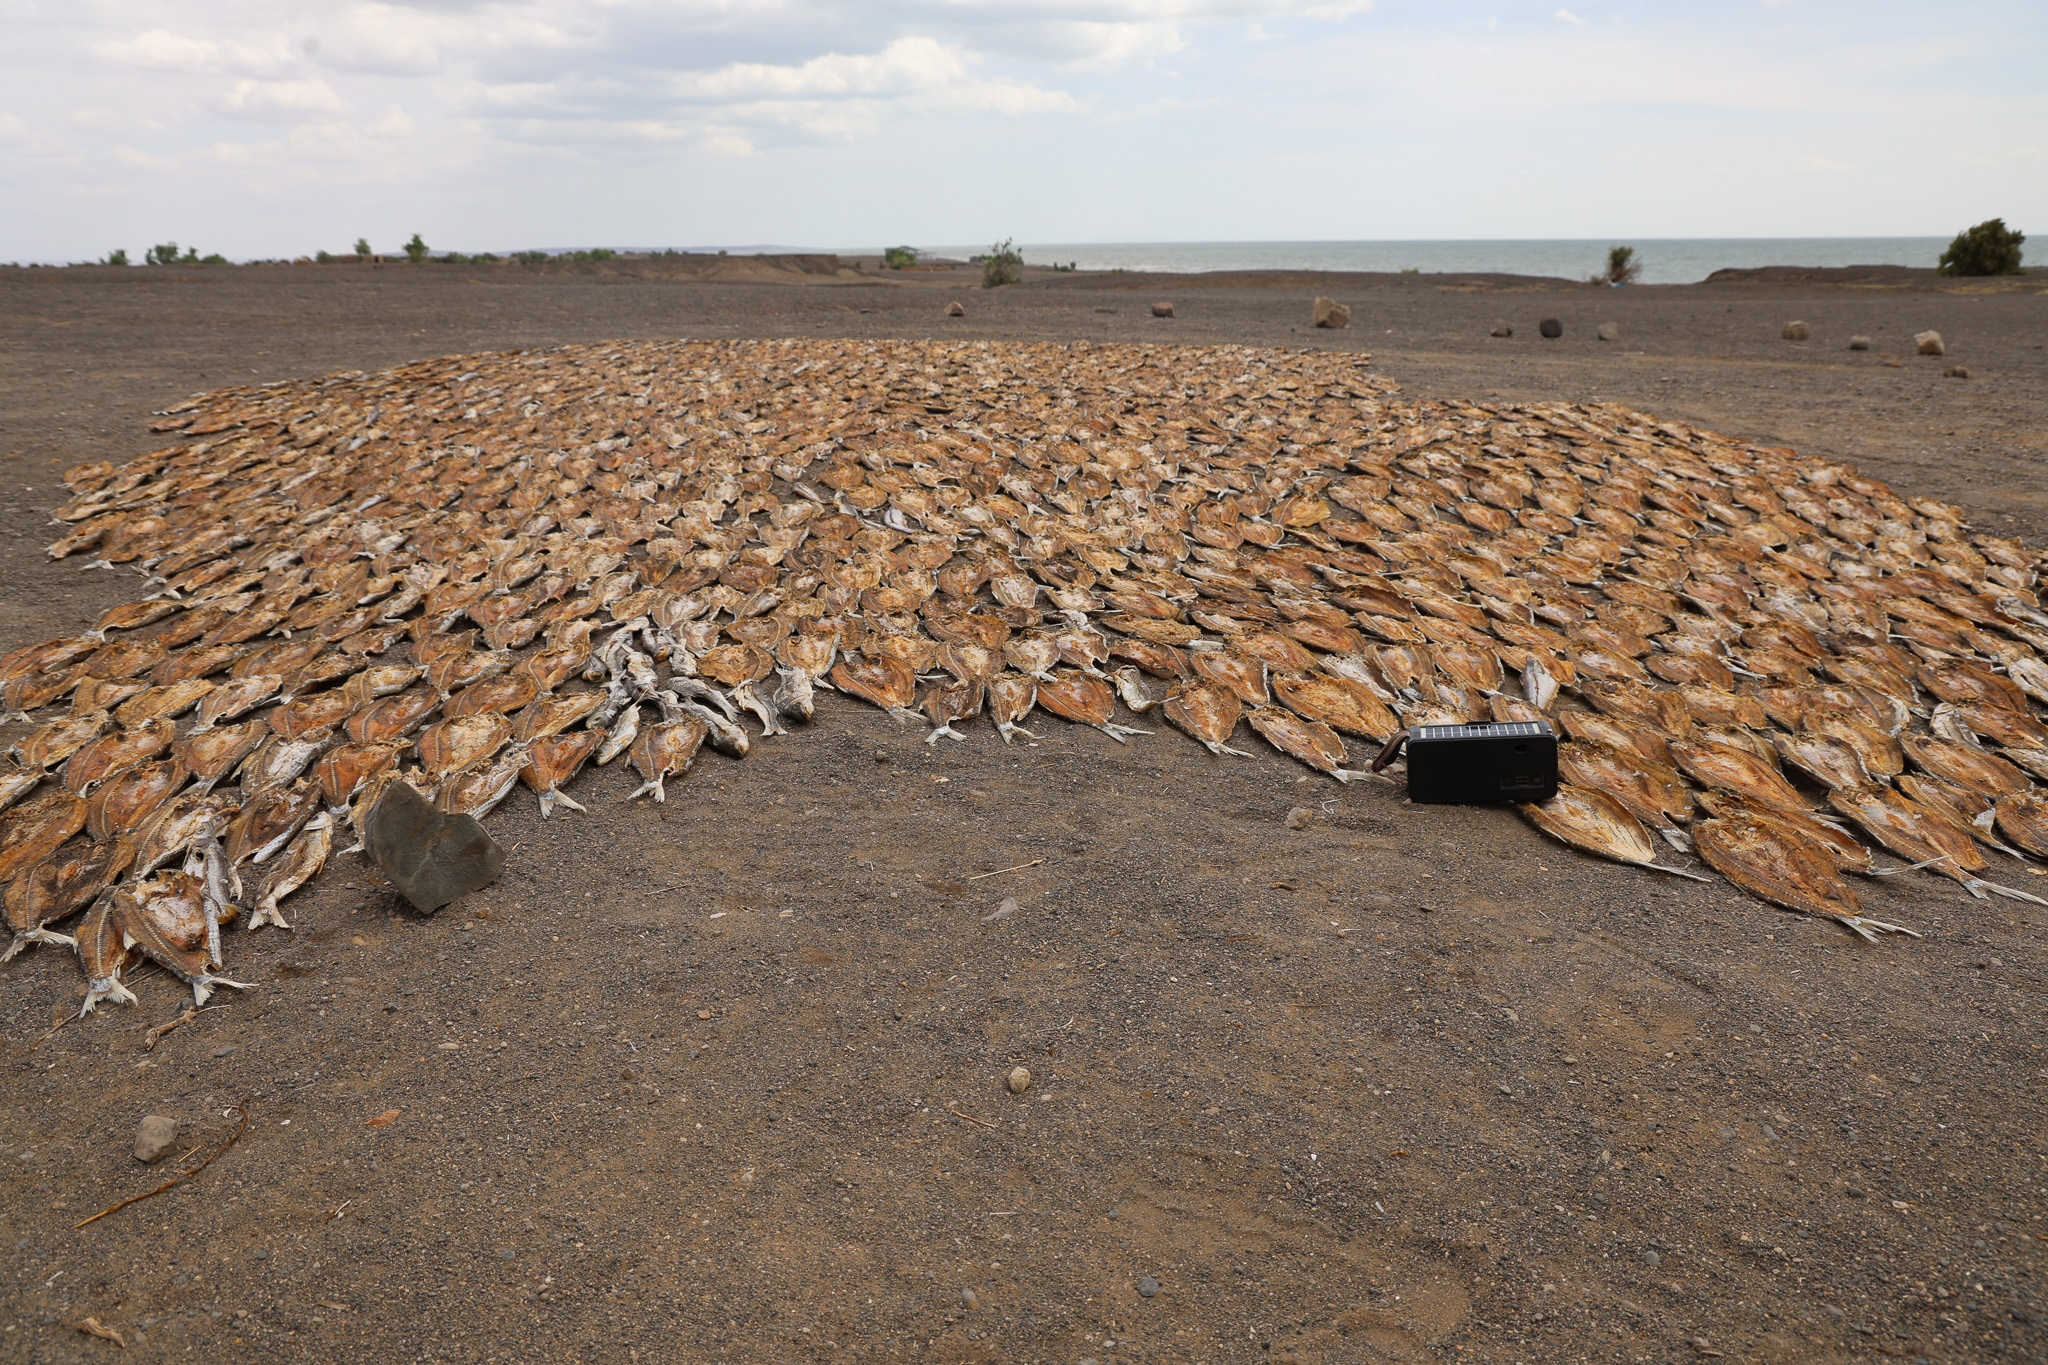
[[1557, 741, 1693, 850], [626, 719, 709, 803], [1694, 814, 1915, 941], [988, 672, 1040, 744], [1162, 680, 1249, 757], [3, 838, 132, 960], [521, 730, 603, 817], [1518, 784, 1708, 879], [831, 654, 922, 725], [248, 810, 334, 930], [1039, 670, 1151, 744], [922, 676, 984, 744], [1247, 706, 1368, 783], [74, 895, 138, 1015], [121, 875, 250, 1007], [1828, 784, 2048, 904]]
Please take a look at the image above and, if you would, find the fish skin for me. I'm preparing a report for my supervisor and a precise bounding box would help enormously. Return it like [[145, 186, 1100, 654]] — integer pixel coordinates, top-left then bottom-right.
[[222, 780, 320, 902], [1247, 705, 1365, 783], [9, 709, 110, 771], [1993, 790, 2048, 858], [732, 678, 790, 737], [1038, 669, 1152, 744], [1518, 783, 1702, 875], [1271, 670, 1399, 741], [987, 672, 1040, 744], [1190, 650, 1270, 707], [434, 747, 530, 818], [1112, 665, 1173, 715], [248, 809, 334, 930], [120, 878, 251, 1007], [416, 715, 513, 779], [1771, 732, 1872, 791], [1557, 740, 1693, 849], [1900, 733, 2030, 800], [344, 687, 441, 744], [1161, 680, 1249, 757], [830, 654, 921, 725], [595, 702, 641, 766], [84, 758, 186, 841], [770, 666, 815, 723], [73, 894, 138, 1015], [1669, 736, 1811, 812], [626, 718, 709, 803], [0, 787, 90, 884], [1694, 788, 1876, 876], [1001, 633, 1061, 682], [3, 837, 132, 960], [520, 729, 603, 818], [113, 678, 216, 727], [510, 689, 603, 742], [1694, 813, 1915, 941]]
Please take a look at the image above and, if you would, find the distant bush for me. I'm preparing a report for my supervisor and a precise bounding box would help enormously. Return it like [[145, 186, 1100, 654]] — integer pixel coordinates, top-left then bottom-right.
[[102, 248, 129, 266], [145, 242, 199, 265], [438, 252, 470, 265], [981, 238, 1022, 289], [515, 250, 549, 266], [403, 233, 428, 264], [353, 237, 372, 257], [570, 248, 617, 263], [198, 253, 227, 265], [473, 252, 500, 264], [883, 245, 918, 269], [1400, 266, 1419, 275], [314, 249, 335, 264], [1592, 245, 1641, 286], [1937, 218, 2025, 277]]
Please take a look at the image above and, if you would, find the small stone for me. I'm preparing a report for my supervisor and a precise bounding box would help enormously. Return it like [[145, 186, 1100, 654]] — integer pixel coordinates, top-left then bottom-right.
[[1007, 1066, 1032, 1094], [1490, 320, 1513, 338], [212, 1044, 239, 1057], [1916, 330, 1945, 356], [1137, 1275, 1160, 1298], [1944, 366, 1969, 379], [946, 301, 965, 318], [1538, 317, 1563, 339], [497, 1247, 517, 1260], [1595, 322, 1619, 342], [1781, 320, 1811, 341], [1312, 297, 1350, 329], [1642, 1250, 1661, 1267], [1847, 335, 1871, 350], [1718, 1127, 1737, 1139], [1285, 806, 1316, 830], [1690, 1336, 1711, 1350], [960, 1288, 979, 1309], [982, 897, 1017, 923], [134, 1115, 178, 1164], [1151, 301, 1175, 318]]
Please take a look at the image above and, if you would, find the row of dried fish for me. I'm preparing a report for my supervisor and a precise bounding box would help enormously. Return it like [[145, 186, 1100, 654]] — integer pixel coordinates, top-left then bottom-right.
[[4, 338, 2047, 1023]]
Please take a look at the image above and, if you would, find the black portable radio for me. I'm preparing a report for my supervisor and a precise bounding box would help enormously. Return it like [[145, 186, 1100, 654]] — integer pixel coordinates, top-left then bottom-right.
[[1402, 720, 1558, 804]]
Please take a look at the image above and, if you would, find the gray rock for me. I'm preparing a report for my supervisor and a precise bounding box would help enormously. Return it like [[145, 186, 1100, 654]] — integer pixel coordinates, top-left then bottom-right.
[[1642, 1250, 1661, 1267], [1490, 320, 1513, 338], [982, 897, 1017, 923], [1596, 322, 1619, 342], [1781, 320, 1812, 341], [1137, 1275, 1161, 1298], [1944, 366, 1969, 379], [1285, 806, 1316, 830], [1538, 317, 1563, 339], [367, 780, 503, 916], [945, 301, 965, 318], [1151, 301, 1175, 318], [960, 1288, 979, 1309], [134, 1115, 178, 1164], [1312, 297, 1350, 329], [1916, 329, 1945, 355], [1008, 1065, 1032, 1093], [1847, 335, 1871, 350]]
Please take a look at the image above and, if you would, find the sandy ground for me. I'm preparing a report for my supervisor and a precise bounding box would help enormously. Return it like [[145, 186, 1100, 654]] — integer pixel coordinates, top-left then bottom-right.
[[0, 262, 2044, 1365]]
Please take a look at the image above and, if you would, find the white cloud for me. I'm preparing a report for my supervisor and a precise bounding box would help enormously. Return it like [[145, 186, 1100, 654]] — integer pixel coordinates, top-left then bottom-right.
[[112, 144, 178, 171], [307, 7, 444, 77], [1554, 9, 1586, 26], [217, 78, 347, 122], [366, 104, 415, 137], [98, 28, 295, 77], [675, 37, 973, 101]]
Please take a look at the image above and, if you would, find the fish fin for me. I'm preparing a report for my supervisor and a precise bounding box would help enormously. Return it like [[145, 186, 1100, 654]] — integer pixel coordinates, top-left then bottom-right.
[[1867, 855, 1950, 877], [1656, 825, 1694, 853], [191, 974, 252, 1008], [6, 928, 78, 960], [1640, 863, 1714, 882], [81, 977, 138, 1017], [924, 725, 964, 745], [1839, 915, 1921, 940], [247, 901, 290, 931], [887, 707, 924, 726], [1100, 723, 1153, 743], [1967, 878, 2048, 907], [551, 789, 588, 816]]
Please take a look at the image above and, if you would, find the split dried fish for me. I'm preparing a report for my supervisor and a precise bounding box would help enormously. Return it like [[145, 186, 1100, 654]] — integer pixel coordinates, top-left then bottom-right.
[[627, 719, 708, 803], [1828, 784, 2048, 905], [521, 730, 602, 817], [1162, 680, 1250, 757], [249, 810, 334, 930], [987, 672, 1040, 744], [1694, 814, 1915, 941], [1038, 670, 1151, 744], [1518, 784, 1707, 879]]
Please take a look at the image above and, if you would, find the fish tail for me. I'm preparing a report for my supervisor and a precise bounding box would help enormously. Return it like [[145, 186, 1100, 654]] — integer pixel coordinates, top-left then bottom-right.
[[192, 974, 252, 1008]]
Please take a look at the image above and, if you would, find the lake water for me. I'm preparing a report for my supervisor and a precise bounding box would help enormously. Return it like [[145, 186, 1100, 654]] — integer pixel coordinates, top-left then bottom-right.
[[913, 238, 1973, 286]]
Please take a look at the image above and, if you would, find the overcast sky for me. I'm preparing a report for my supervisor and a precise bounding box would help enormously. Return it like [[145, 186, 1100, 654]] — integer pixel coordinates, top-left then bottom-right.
[[3, 1, 2042, 261]]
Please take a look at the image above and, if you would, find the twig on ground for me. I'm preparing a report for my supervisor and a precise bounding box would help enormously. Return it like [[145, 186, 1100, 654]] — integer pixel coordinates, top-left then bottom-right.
[[75, 1097, 251, 1230], [142, 1002, 228, 1052], [949, 1108, 998, 1129], [76, 1317, 126, 1347], [966, 859, 1043, 881]]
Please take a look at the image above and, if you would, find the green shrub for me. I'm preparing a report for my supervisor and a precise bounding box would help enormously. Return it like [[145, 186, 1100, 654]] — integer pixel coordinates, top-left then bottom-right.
[[981, 238, 1022, 289], [568, 247, 617, 263], [473, 252, 500, 264], [353, 237, 372, 257], [516, 250, 549, 266], [102, 248, 129, 266], [883, 245, 918, 269], [1400, 266, 1419, 275], [438, 251, 470, 265], [404, 232, 428, 263], [314, 249, 335, 264], [1592, 245, 1641, 286], [1936, 218, 2025, 276], [199, 253, 227, 265], [145, 242, 184, 265]]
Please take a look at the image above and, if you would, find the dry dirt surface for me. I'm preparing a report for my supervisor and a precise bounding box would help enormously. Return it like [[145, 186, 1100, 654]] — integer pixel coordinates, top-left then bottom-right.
[[1, 263, 2044, 1365]]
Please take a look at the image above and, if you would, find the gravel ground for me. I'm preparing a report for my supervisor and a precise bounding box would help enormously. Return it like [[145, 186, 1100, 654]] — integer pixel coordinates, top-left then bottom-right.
[[0, 262, 2043, 1365]]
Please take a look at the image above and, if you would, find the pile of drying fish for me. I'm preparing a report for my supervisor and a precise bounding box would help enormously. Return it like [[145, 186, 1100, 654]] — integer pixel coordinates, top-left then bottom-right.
[[6, 339, 2048, 1020]]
